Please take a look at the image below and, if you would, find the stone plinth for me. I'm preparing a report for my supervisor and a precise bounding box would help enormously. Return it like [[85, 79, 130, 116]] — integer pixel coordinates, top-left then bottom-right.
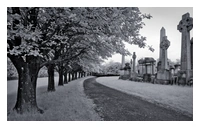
[[119, 63, 131, 80], [156, 70, 170, 84], [119, 70, 125, 76]]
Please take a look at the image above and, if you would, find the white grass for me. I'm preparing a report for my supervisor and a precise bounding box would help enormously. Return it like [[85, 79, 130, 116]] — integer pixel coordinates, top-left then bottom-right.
[[96, 76, 193, 116], [7, 76, 102, 121]]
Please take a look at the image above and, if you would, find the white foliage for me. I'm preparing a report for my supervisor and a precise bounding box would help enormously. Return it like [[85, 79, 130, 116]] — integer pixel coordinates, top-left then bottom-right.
[[7, 7, 152, 68]]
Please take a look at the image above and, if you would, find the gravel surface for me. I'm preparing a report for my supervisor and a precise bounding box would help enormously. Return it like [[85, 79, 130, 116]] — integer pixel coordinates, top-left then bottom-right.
[[83, 77, 193, 121], [96, 76, 193, 116]]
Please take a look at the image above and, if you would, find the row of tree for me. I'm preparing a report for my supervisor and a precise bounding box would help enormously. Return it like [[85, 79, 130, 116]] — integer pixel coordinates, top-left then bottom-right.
[[7, 7, 152, 114]]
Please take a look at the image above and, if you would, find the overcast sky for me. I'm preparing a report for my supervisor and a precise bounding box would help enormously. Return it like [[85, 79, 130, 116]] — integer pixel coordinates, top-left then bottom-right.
[[105, 7, 193, 64]]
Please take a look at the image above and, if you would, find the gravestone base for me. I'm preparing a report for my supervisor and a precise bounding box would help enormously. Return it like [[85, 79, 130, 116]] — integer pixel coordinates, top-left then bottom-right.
[[156, 70, 170, 84], [119, 70, 131, 80], [141, 74, 152, 82], [119, 75, 131, 80], [155, 79, 170, 85], [129, 72, 138, 81], [178, 77, 186, 85], [177, 70, 193, 85], [119, 70, 124, 79], [119, 70, 125, 76]]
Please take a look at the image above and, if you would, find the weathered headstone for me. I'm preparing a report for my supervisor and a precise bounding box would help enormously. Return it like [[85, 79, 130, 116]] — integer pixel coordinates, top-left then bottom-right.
[[119, 62, 131, 80], [123, 63, 131, 77], [156, 27, 170, 84], [177, 13, 193, 84]]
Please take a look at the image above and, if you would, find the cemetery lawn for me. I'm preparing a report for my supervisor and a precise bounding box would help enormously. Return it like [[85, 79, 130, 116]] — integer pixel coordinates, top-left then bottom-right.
[[7, 76, 102, 121], [84, 77, 192, 121], [96, 76, 193, 117]]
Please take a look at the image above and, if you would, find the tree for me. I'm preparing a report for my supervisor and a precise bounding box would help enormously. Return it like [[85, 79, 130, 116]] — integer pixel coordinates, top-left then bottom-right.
[[102, 61, 121, 74], [7, 58, 18, 79], [7, 7, 74, 113], [7, 7, 152, 114]]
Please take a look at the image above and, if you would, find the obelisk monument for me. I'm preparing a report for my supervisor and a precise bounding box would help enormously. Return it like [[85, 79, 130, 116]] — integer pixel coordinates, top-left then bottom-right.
[[156, 27, 170, 84]]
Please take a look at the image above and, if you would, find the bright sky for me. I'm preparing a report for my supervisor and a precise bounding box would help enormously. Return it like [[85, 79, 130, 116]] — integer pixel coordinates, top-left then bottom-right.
[[105, 7, 193, 64]]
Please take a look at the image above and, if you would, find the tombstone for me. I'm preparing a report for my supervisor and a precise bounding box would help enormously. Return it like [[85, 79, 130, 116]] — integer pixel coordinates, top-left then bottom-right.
[[130, 52, 138, 81], [156, 27, 170, 84], [177, 13, 193, 84], [190, 38, 193, 70], [130, 59, 133, 72], [119, 63, 131, 80], [173, 64, 180, 84], [138, 57, 155, 76], [169, 65, 175, 85], [123, 63, 131, 76], [159, 27, 166, 61], [157, 27, 166, 72]]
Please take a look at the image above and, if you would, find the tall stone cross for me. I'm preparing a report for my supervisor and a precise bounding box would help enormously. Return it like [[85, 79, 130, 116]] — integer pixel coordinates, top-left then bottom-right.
[[160, 36, 170, 71], [177, 13, 193, 83], [132, 52, 136, 73]]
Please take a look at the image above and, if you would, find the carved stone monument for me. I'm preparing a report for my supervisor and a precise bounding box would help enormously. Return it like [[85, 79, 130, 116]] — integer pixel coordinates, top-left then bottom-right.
[[130, 52, 138, 80], [177, 13, 193, 84], [132, 52, 136, 73], [156, 27, 170, 84], [119, 62, 131, 80], [157, 27, 166, 72], [159, 27, 166, 62], [124, 63, 131, 76]]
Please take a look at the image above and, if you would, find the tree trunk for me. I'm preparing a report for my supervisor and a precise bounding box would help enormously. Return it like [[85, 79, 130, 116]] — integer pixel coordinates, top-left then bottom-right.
[[72, 72, 74, 80], [47, 64, 55, 92], [64, 72, 68, 84], [58, 64, 64, 86], [68, 72, 71, 82], [11, 60, 43, 114], [78, 72, 81, 78], [75, 72, 77, 79]]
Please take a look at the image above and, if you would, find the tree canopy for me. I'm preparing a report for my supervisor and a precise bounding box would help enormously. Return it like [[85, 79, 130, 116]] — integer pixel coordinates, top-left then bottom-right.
[[7, 7, 152, 67]]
